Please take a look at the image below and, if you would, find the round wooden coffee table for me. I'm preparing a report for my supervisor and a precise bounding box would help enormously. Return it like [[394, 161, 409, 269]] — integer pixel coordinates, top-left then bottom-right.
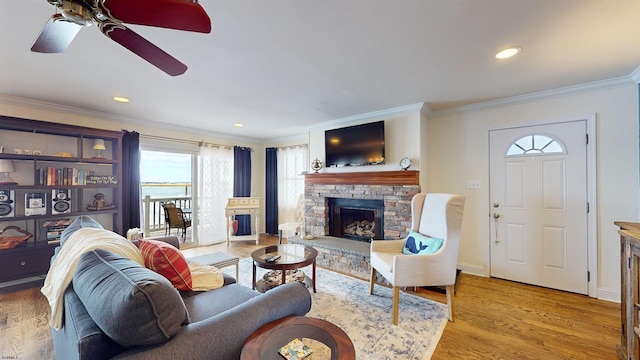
[[251, 244, 318, 293], [240, 316, 356, 360]]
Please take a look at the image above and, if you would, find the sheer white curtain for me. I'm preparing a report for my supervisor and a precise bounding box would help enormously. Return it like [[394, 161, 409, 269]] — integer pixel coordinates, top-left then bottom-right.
[[277, 145, 308, 224], [197, 145, 234, 245]]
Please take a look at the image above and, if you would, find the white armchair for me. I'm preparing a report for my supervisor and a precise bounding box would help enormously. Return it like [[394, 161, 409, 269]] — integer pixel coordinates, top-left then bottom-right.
[[278, 194, 304, 244], [369, 193, 465, 324]]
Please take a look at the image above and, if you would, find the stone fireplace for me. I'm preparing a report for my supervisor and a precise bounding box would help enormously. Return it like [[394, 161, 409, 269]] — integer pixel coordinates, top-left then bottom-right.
[[302, 170, 420, 241], [285, 170, 419, 279]]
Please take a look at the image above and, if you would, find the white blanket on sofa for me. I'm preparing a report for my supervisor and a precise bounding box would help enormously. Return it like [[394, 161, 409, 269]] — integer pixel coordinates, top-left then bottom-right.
[[41, 228, 145, 329], [188, 262, 224, 291]]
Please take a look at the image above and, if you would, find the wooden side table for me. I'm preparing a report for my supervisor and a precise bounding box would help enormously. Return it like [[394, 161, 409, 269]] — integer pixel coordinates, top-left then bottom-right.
[[225, 197, 260, 246], [241, 316, 355, 360]]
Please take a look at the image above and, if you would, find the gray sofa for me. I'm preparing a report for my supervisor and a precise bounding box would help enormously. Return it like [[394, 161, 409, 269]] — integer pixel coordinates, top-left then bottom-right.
[[50, 217, 312, 360]]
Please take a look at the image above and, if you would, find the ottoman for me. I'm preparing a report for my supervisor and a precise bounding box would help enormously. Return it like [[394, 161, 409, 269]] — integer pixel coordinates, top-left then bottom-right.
[[187, 251, 240, 280]]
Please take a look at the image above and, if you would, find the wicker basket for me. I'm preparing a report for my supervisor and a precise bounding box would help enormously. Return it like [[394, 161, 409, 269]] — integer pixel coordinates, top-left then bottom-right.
[[0, 226, 33, 250]]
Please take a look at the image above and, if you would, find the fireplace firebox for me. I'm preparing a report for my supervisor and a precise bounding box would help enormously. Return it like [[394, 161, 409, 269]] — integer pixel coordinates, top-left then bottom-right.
[[328, 198, 384, 242]]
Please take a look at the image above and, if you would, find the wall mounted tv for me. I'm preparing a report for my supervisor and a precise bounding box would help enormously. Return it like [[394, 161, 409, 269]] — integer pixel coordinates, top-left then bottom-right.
[[325, 121, 385, 167]]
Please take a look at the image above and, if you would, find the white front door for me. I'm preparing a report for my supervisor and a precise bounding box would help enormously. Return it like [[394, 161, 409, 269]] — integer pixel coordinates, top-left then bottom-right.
[[489, 120, 588, 294]]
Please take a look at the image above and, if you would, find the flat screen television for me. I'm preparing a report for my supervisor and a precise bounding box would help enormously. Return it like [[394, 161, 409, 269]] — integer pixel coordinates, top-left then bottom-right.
[[325, 121, 385, 167]]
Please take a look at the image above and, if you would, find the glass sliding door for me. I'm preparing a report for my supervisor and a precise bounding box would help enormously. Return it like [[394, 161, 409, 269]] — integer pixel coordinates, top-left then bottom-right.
[[140, 149, 196, 244]]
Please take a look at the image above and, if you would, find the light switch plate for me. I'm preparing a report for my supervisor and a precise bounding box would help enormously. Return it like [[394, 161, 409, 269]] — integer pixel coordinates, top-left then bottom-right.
[[466, 180, 480, 189]]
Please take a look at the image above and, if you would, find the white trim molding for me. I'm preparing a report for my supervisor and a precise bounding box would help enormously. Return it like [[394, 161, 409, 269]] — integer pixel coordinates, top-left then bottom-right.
[[431, 75, 636, 117], [309, 102, 424, 130], [597, 287, 621, 303], [630, 65, 640, 84], [0, 94, 259, 144], [457, 262, 486, 277]]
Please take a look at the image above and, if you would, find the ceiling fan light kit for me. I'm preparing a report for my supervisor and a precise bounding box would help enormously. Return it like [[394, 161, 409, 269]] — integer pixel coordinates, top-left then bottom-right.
[[32, 0, 212, 76], [60, 1, 93, 26]]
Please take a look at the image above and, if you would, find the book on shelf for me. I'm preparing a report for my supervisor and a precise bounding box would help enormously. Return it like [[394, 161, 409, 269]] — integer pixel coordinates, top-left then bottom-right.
[[37, 167, 94, 186]]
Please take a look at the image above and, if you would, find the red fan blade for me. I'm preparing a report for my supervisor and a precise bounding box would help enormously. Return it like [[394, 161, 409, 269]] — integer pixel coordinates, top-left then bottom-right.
[[99, 0, 211, 33], [100, 22, 187, 76], [31, 14, 83, 53]]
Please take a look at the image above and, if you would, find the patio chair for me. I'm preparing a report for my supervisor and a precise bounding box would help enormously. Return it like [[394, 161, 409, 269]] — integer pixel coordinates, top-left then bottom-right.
[[162, 202, 191, 240]]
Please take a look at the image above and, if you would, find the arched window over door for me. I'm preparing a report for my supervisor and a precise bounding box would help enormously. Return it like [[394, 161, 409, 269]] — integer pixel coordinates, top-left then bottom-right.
[[506, 134, 566, 156]]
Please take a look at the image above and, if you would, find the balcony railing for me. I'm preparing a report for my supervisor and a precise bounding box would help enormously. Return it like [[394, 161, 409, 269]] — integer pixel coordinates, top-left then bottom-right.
[[142, 195, 192, 237], [143, 182, 191, 196]]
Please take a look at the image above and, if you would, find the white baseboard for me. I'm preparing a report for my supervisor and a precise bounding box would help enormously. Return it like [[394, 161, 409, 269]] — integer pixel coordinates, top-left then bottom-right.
[[597, 287, 621, 303], [457, 262, 485, 277]]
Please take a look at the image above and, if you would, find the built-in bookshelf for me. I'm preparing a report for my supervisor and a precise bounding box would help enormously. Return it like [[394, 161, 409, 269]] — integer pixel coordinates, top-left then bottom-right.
[[0, 116, 123, 282]]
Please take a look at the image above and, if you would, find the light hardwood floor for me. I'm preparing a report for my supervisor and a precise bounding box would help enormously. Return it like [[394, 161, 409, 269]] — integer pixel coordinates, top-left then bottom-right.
[[0, 235, 620, 359]]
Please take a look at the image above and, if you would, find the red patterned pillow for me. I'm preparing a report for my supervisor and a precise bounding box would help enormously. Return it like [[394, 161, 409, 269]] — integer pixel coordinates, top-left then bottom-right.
[[138, 239, 192, 291]]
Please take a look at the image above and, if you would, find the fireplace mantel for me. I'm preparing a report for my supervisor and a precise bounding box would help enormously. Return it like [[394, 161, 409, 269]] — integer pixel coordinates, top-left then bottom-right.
[[305, 170, 419, 186]]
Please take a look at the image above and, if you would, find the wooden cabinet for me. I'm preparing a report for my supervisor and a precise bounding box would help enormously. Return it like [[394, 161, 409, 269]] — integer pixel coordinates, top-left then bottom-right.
[[0, 245, 55, 280], [616, 221, 640, 360], [0, 116, 123, 282]]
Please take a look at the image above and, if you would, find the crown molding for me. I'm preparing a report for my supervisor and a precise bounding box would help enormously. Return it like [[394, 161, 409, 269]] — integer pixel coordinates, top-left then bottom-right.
[[308, 102, 425, 130], [631, 65, 640, 84], [3, 67, 637, 142], [263, 133, 310, 145], [430, 74, 637, 117], [420, 102, 432, 115], [0, 94, 260, 144]]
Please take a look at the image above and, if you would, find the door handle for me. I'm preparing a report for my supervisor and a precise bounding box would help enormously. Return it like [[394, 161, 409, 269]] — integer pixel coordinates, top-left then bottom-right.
[[493, 213, 500, 244]]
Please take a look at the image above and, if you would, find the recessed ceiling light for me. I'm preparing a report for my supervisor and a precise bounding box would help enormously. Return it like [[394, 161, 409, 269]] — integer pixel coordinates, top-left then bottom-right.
[[113, 96, 130, 103], [234, 123, 244, 128], [495, 47, 522, 59]]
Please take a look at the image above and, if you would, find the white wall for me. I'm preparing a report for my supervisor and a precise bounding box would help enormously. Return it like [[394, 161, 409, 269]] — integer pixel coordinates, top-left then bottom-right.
[[308, 112, 422, 174], [425, 84, 639, 300]]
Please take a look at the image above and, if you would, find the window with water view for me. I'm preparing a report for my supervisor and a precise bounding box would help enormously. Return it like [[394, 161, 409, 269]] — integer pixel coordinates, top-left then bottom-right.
[[141, 151, 193, 198]]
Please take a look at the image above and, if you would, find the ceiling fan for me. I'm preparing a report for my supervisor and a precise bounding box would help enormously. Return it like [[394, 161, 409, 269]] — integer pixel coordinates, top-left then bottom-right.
[[31, 0, 211, 76]]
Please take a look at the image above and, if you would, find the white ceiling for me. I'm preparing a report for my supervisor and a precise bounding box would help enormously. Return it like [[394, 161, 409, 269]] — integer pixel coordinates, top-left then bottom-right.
[[1, 0, 639, 141]]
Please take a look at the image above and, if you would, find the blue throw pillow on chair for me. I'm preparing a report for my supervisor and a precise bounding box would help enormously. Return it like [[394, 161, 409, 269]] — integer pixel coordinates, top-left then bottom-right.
[[402, 230, 444, 255]]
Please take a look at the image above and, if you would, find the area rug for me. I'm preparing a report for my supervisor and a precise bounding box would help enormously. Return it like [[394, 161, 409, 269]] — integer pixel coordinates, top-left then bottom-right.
[[223, 258, 448, 360]]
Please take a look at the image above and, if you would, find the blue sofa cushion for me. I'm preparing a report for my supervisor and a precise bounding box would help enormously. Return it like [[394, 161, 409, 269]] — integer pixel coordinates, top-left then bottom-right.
[[60, 215, 103, 247], [51, 284, 125, 360], [72, 249, 188, 348]]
